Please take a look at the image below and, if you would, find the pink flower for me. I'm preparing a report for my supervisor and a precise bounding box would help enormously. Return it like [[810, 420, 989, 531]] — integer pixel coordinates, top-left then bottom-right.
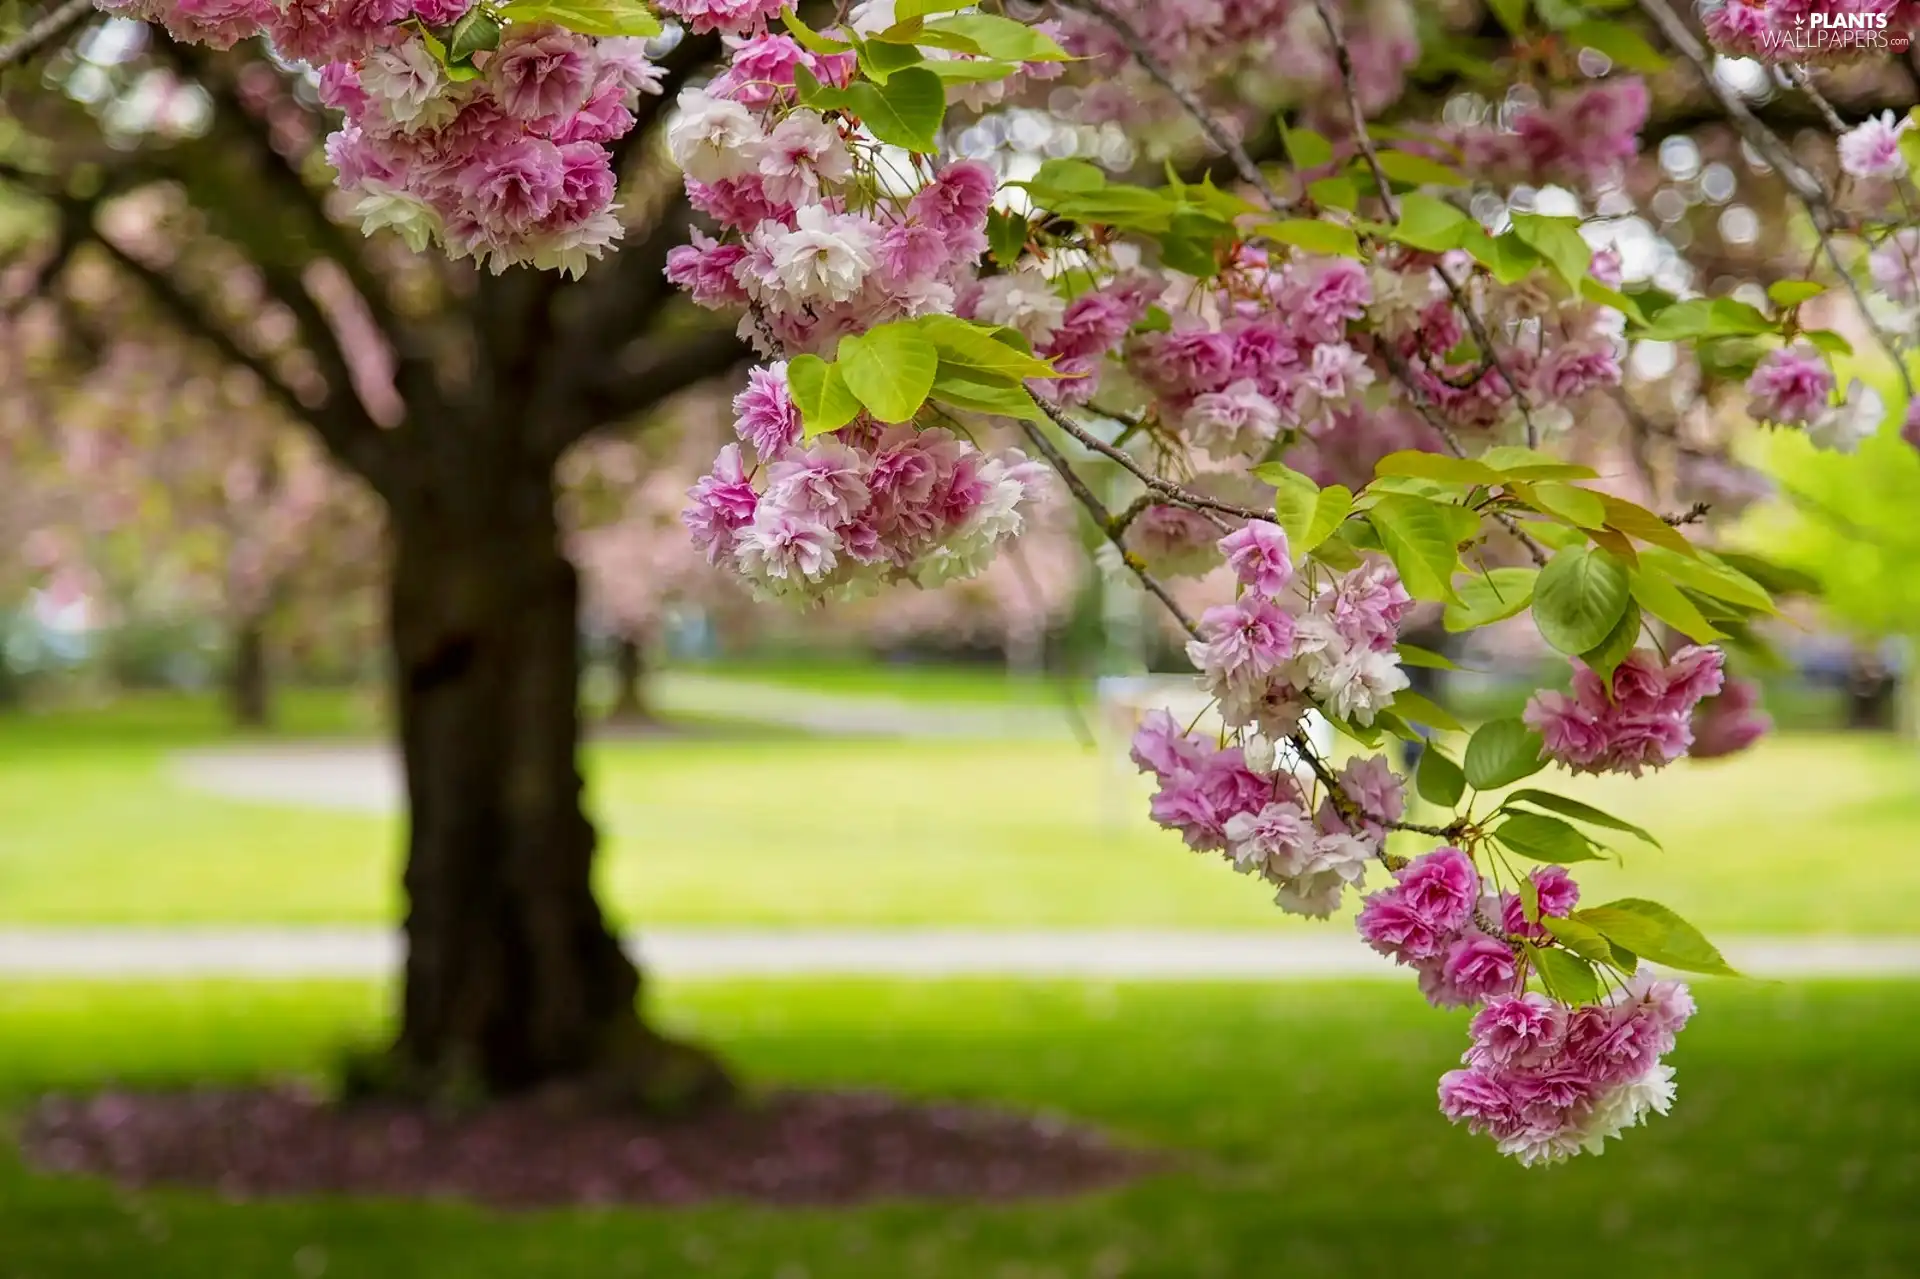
[[732, 363, 802, 458], [457, 137, 565, 233], [545, 143, 616, 228], [1329, 557, 1412, 651], [653, 0, 785, 35], [551, 82, 636, 145], [665, 229, 752, 308], [907, 161, 996, 240], [1396, 846, 1478, 931], [764, 440, 870, 525], [1468, 993, 1568, 1069], [682, 444, 759, 564], [1045, 286, 1149, 362], [1135, 324, 1236, 398], [1356, 895, 1444, 963], [1189, 596, 1297, 686], [1423, 931, 1519, 1008], [1746, 344, 1834, 426], [1334, 753, 1404, 836], [412, 0, 471, 22], [1838, 111, 1909, 180], [1129, 708, 1206, 779], [1525, 646, 1725, 776], [1532, 338, 1621, 403], [316, 63, 367, 115], [1689, 677, 1771, 759], [1285, 257, 1371, 343], [1218, 522, 1293, 596], [487, 26, 596, 124], [1438, 1067, 1524, 1139], [878, 223, 949, 285]]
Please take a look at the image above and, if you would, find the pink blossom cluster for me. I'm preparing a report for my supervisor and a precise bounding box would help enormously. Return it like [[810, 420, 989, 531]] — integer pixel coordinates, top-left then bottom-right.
[[324, 26, 663, 275], [1458, 79, 1650, 193], [1129, 710, 1402, 917], [1186, 523, 1413, 736], [1703, 0, 1920, 62], [1689, 676, 1772, 759], [1054, 0, 1419, 126], [682, 366, 1049, 601], [1355, 846, 1519, 1009], [1523, 645, 1726, 777], [1439, 979, 1695, 1166], [93, 0, 663, 275]]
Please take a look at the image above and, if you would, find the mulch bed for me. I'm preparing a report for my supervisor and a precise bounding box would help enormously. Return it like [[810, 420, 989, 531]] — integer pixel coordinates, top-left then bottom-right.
[[19, 1088, 1162, 1209]]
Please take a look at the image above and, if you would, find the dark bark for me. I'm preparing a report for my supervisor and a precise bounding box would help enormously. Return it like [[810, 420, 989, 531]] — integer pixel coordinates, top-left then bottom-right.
[[609, 636, 650, 723], [1844, 651, 1898, 732], [375, 476, 729, 1108], [227, 620, 271, 729]]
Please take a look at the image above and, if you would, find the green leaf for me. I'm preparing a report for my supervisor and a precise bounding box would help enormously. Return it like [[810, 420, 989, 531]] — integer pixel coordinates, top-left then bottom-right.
[[1027, 158, 1105, 193], [918, 56, 1020, 81], [1255, 460, 1318, 544], [837, 323, 939, 423], [1157, 231, 1218, 277], [1307, 176, 1359, 211], [780, 5, 852, 51], [928, 369, 1044, 421], [497, 0, 660, 36], [1366, 494, 1478, 603], [1281, 123, 1334, 170], [1713, 551, 1820, 597], [1397, 642, 1458, 671], [1374, 150, 1469, 189], [914, 314, 1059, 382], [447, 8, 501, 58], [986, 208, 1026, 267], [1374, 451, 1503, 487], [1443, 566, 1537, 631], [1803, 328, 1854, 357], [788, 354, 862, 437], [1257, 218, 1362, 258], [1508, 212, 1592, 291], [1528, 944, 1601, 1004], [1415, 745, 1467, 807], [858, 37, 924, 81], [914, 12, 1069, 60], [1581, 277, 1647, 325], [1574, 899, 1740, 976], [1544, 915, 1616, 964], [1389, 192, 1474, 252], [1495, 811, 1605, 863], [1564, 19, 1667, 71], [1488, 0, 1529, 35], [1503, 789, 1660, 847], [1637, 296, 1773, 341], [1522, 481, 1606, 529], [1767, 279, 1826, 307], [1463, 717, 1547, 790], [1597, 494, 1699, 557], [1393, 689, 1463, 733], [1637, 546, 1774, 614], [1629, 569, 1724, 643], [1579, 599, 1642, 689], [1479, 446, 1598, 480], [1532, 546, 1632, 655], [845, 68, 945, 152], [1310, 532, 1363, 571]]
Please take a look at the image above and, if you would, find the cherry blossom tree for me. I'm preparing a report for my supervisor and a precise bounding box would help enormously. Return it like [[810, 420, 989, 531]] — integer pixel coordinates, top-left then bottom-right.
[[7, 0, 1920, 1154]]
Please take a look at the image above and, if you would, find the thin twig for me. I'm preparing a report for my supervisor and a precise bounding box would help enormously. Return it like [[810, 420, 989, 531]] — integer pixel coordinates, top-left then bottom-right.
[[1037, 398, 1272, 525], [1637, 0, 1914, 399], [1312, 0, 1540, 446], [0, 0, 92, 69], [1053, 0, 1291, 214], [1783, 63, 1849, 134], [1664, 501, 1711, 527]]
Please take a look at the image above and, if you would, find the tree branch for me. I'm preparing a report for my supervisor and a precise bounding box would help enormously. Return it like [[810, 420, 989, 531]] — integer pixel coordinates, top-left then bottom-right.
[[0, 0, 92, 70]]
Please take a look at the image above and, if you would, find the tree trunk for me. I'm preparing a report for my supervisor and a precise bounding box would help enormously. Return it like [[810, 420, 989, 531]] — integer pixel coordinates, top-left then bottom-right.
[[609, 635, 650, 723], [375, 488, 730, 1109], [228, 621, 271, 730]]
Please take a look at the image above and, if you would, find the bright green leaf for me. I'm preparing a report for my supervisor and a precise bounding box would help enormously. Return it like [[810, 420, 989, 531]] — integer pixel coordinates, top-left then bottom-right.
[[1574, 899, 1741, 977], [1479, 446, 1599, 480], [1544, 915, 1616, 963], [1580, 599, 1642, 689], [1504, 789, 1661, 847], [1282, 123, 1334, 169], [844, 68, 945, 152], [1532, 546, 1632, 655], [447, 8, 501, 58], [1564, 19, 1668, 71], [1528, 944, 1601, 1004], [1767, 279, 1826, 307], [1390, 192, 1474, 252], [1258, 218, 1362, 258], [1367, 494, 1478, 603], [1496, 811, 1605, 863], [1638, 545, 1775, 614], [1508, 212, 1593, 291], [788, 354, 862, 437], [1397, 642, 1458, 671], [1374, 150, 1469, 189], [1523, 481, 1607, 529], [1443, 566, 1537, 631], [1630, 570, 1724, 643], [1416, 744, 1467, 808], [498, 0, 660, 36], [928, 369, 1044, 421], [1375, 451, 1504, 486], [780, 5, 851, 51], [915, 314, 1059, 380], [1463, 717, 1547, 790], [1393, 690, 1464, 734], [837, 323, 939, 423], [916, 12, 1069, 60], [986, 208, 1026, 267]]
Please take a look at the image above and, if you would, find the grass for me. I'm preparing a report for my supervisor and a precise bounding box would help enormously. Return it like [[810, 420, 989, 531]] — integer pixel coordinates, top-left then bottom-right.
[[2, 977, 1916, 1277], [2, 694, 1918, 932], [662, 654, 1089, 707]]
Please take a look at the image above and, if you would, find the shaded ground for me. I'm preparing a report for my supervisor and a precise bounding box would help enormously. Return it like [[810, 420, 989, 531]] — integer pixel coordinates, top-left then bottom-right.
[[22, 1088, 1155, 1209], [3, 979, 1917, 1278]]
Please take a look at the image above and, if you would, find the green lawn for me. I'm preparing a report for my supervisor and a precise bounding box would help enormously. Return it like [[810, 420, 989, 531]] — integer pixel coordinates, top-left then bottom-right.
[[2, 697, 1917, 932], [2, 978, 1916, 1277]]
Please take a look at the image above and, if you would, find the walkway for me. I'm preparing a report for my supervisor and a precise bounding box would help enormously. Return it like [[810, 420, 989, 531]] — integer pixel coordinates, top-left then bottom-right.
[[2, 928, 1916, 979]]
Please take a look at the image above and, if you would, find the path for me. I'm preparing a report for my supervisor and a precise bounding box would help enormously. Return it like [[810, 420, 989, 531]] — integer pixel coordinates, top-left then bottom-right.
[[1, 928, 1916, 979]]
